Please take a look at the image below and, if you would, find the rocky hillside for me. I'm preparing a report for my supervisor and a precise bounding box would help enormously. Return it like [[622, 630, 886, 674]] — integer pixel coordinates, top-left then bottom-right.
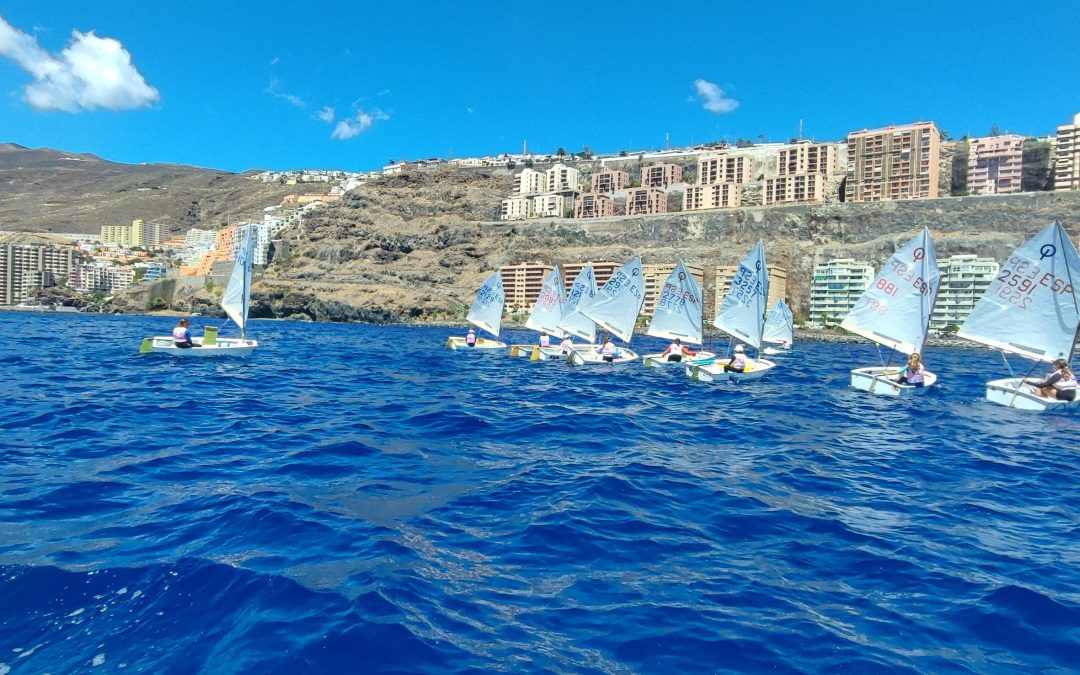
[[0, 143, 327, 235], [234, 168, 1080, 322]]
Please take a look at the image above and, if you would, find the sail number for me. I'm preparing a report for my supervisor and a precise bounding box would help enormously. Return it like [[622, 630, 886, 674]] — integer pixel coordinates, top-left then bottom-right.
[[857, 296, 889, 316], [995, 256, 1074, 309], [730, 266, 761, 305], [875, 279, 899, 296], [657, 282, 697, 310], [886, 260, 933, 295]]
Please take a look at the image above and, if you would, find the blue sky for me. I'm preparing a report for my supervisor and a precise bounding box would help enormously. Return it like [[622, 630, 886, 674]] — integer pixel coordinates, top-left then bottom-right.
[[0, 1, 1076, 173]]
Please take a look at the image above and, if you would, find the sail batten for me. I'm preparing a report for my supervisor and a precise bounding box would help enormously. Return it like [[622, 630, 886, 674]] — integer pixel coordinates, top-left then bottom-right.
[[581, 257, 646, 343], [840, 228, 939, 356], [646, 260, 705, 344], [957, 221, 1080, 363], [466, 270, 505, 338]]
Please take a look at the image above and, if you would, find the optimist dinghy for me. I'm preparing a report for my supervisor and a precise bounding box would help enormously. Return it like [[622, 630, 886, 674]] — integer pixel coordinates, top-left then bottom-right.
[[447, 270, 508, 350], [641, 261, 716, 367], [566, 257, 645, 366]]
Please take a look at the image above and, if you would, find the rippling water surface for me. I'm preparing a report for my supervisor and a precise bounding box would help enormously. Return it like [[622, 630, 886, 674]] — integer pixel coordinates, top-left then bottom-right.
[[2, 312, 1079, 673]]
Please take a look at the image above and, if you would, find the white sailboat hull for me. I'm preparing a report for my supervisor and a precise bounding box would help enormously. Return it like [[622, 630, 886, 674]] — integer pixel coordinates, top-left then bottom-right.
[[642, 351, 716, 368], [566, 346, 639, 365], [446, 336, 506, 350], [762, 346, 797, 357], [687, 358, 777, 383], [145, 336, 258, 356], [850, 367, 937, 396], [985, 377, 1079, 411]]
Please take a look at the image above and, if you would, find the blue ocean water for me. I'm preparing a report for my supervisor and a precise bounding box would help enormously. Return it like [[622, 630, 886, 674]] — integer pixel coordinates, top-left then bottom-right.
[[1, 312, 1078, 674]]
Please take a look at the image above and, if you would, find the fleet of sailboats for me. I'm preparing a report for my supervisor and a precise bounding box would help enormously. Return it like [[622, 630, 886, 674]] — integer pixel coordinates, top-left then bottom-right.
[[432, 223, 1079, 411], [842, 228, 940, 396]]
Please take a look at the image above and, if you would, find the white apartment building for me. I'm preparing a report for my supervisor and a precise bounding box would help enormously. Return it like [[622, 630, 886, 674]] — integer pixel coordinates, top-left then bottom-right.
[[0, 243, 78, 305], [77, 263, 135, 293], [513, 168, 548, 196], [808, 258, 875, 326], [967, 135, 1024, 195], [533, 194, 570, 218], [1054, 112, 1080, 191], [501, 197, 535, 221], [546, 164, 582, 193], [930, 254, 999, 331]]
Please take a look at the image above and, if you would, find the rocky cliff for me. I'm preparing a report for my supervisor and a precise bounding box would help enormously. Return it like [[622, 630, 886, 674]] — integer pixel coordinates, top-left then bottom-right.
[[216, 169, 1080, 322]]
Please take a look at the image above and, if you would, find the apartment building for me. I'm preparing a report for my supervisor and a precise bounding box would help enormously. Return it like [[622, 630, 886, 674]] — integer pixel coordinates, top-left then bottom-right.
[[561, 261, 620, 295], [777, 142, 842, 176], [533, 194, 570, 219], [764, 174, 829, 205], [100, 219, 167, 247], [641, 262, 705, 317], [574, 193, 615, 219], [625, 187, 667, 216], [713, 264, 788, 315], [845, 122, 941, 202], [513, 168, 548, 196], [0, 243, 78, 305], [500, 262, 554, 312], [546, 164, 582, 193], [683, 183, 741, 211], [808, 258, 875, 326], [698, 153, 756, 185], [930, 254, 999, 331], [1054, 112, 1080, 190], [591, 169, 630, 194], [641, 163, 683, 188], [77, 263, 135, 293], [500, 197, 535, 221], [967, 135, 1024, 195]]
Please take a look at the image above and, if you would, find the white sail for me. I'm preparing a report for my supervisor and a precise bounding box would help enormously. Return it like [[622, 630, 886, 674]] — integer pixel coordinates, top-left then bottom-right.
[[762, 300, 794, 346], [220, 225, 254, 336], [582, 256, 645, 343], [840, 228, 939, 355], [557, 264, 598, 342], [466, 270, 505, 338], [713, 242, 769, 349], [958, 221, 1080, 363], [524, 268, 566, 336], [646, 260, 705, 344]]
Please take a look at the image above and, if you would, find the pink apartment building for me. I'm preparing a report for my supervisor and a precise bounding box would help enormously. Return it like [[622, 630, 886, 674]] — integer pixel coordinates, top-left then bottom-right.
[[698, 154, 756, 185], [574, 193, 615, 219], [967, 134, 1024, 195], [1055, 112, 1080, 191], [500, 262, 553, 311], [562, 261, 619, 293], [625, 187, 667, 216], [845, 122, 941, 202], [764, 174, 829, 205], [641, 163, 683, 188], [683, 183, 741, 211], [591, 170, 630, 194]]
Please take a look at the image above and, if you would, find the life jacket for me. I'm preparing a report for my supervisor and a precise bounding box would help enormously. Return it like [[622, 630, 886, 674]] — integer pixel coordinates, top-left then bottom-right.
[[560, 339, 573, 353], [905, 365, 924, 384], [600, 342, 615, 356], [172, 326, 188, 343], [465, 332, 476, 345], [731, 353, 746, 369], [539, 335, 550, 347]]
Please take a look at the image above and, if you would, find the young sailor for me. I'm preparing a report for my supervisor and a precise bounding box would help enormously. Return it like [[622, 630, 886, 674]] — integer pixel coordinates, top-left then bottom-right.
[[723, 344, 746, 372], [661, 338, 692, 362], [172, 318, 199, 348], [560, 335, 574, 354], [893, 353, 926, 387], [596, 335, 617, 362], [1026, 359, 1077, 401], [539, 332, 550, 347], [465, 328, 477, 347]]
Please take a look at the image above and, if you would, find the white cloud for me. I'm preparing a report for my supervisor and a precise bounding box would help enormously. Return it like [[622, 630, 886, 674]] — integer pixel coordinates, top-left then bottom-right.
[[316, 106, 335, 123], [264, 77, 304, 108], [693, 79, 738, 114], [331, 108, 389, 140], [0, 16, 159, 112]]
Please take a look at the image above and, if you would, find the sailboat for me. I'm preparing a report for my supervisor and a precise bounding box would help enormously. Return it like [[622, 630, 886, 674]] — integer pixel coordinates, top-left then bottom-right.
[[687, 241, 776, 382], [642, 260, 716, 367], [761, 300, 795, 356], [556, 263, 599, 349], [566, 256, 645, 365], [957, 221, 1080, 411], [140, 225, 259, 356], [446, 270, 508, 349], [842, 228, 940, 396], [509, 267, 566, 358]]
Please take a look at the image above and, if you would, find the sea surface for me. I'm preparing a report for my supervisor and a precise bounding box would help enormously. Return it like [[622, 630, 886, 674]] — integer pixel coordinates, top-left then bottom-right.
[[1, 312, 1078, 674]]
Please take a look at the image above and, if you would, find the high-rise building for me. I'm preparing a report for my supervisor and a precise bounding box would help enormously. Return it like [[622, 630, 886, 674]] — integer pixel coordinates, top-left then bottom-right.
[[777, 141, 842, 176], [513, 168, 548, 196], [625, 187, 667, 216], [591, 169, 630, 194], [561, 261, 620, 295], [500, 197, 535, 221], [500, 262, 553, 312], [1054, 112, 1080, 191], [713, 264, 788, 318], [698, 153, 756, 185], [574, 193, 615, 219], [967, 135, 1024, 195], [0, 243, 78, 305], [808, 258, 875, 326], [683, 183, 740, 211], [930, 254, 999, 331], [641, 163, 683, 188], [546, 164, 582, 193], [845, 122, 941, 202]]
